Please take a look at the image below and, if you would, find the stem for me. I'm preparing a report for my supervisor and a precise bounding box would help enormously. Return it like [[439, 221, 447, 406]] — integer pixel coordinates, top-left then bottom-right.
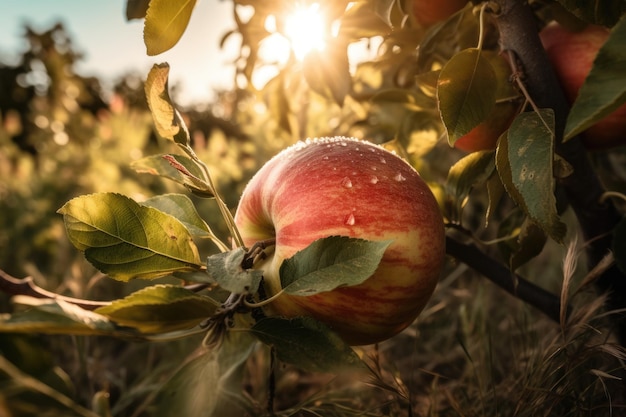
[[446, 235, 565, 323], [181, 143, 245, 249], [0, 269, 110, 310]]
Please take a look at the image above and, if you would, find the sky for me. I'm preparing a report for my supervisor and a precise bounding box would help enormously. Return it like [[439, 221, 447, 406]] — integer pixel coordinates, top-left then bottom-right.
[[0, 0, 238, 105]]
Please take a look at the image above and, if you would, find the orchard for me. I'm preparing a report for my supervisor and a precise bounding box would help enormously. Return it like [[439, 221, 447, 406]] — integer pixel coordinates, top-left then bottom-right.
[[1, 0, 626, 416]]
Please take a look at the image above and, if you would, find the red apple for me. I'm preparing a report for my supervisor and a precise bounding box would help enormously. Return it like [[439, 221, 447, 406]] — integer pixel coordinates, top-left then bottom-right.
[[454, 51, 522, 152], [234, 137, 446, 345], [540, 22, 626, 150], [412, 0, 468, 27]]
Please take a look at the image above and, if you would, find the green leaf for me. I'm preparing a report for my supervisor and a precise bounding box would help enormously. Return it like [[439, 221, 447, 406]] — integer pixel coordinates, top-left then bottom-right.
[[509, 220, 548, 271], [143, 193, 213, 237], [144, 0, 197, 55], [557, 0, 626, 27], [279, 236, 392, 296], [613, 215, 626, 275], [0, 296, 117, 336], [438, 48, 497, 145], [155, 330, 257, 417], [206, 248, 264, 294], [95, 285, 219, 333], [250, 317, 365, 373], [58, 193, 201, 281], [145, 63, 190, 145], [445, 151, 495, 223], [496, 110, 566, 243], [131, 154, 213, 197], [564, 15, 626, 140]]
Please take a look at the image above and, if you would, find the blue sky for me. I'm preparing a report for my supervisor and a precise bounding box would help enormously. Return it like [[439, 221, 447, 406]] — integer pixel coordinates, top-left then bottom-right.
[[0, 0, 237, 105]]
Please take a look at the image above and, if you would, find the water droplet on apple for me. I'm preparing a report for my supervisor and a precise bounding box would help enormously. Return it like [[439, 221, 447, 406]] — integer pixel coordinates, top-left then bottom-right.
[[340, 142, 347, 147], [341, 177, 353, 188], [371, 166, 377, 171], [380, 157, 387, 164], [370, 175, 379, 184], [394, 173, 406, 182], [344, 213, 355, 226], [322, 156, 329, 160]]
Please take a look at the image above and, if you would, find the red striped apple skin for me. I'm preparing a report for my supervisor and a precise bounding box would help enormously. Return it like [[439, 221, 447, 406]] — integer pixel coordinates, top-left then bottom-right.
[[234, 137, 445, 345]]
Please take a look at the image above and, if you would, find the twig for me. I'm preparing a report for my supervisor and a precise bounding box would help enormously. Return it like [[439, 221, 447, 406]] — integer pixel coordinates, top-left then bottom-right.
[[446, 235, 566, 323], [0, 269, 109, 310]]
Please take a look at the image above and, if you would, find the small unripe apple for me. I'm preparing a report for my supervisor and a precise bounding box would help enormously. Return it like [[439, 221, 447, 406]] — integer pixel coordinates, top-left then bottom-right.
[[540, 22, 626, 150], [454, 51, 522, 152], [412, 0, 468, 27], [234, 137, 445, 345]]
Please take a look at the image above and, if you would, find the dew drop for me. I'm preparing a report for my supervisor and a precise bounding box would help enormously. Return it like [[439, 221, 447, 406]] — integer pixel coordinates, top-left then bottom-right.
[[340, 142, 348, 147], [394, 173, 406, 182], [322, 156, 329, 160], [371, 166, 377, 171], [370, 175, 379, 184], [341, 177, 353, 188], [344, 213, 355, 226], [380, 157, 387, 164]]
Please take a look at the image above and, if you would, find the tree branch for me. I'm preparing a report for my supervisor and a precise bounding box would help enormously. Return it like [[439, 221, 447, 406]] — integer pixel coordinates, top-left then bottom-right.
[[446, 235, 564, 322], [493, 0, 626, 341]]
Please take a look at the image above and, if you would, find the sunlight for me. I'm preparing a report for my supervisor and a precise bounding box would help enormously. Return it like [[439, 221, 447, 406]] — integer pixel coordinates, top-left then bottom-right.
[[283, 3, 327, 60]]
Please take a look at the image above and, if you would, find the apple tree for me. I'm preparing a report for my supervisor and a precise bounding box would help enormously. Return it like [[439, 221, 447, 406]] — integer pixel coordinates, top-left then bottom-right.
[[1, 0, 626, 415]]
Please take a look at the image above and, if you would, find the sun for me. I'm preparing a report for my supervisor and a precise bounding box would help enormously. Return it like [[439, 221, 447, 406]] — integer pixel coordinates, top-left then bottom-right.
[[283, 3, 327, 60], [262, 3, 329, 62]]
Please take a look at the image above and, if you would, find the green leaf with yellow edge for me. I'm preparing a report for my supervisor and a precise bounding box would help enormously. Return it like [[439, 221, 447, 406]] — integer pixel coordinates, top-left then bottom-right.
[[496, 110, 566, 243], [143, 193, 213, 237], [58, 193, 201, 281], [438, 48, 497, 146], [279, 236, 391, 296], [446, 150, 495, 223], [564, 15, 626, 140], [251, 317, 365, 373], [95, 285, 219, 333], [144, 0, 197, 55], [145, 63, 190, 145], [0, 296, 117, 336]]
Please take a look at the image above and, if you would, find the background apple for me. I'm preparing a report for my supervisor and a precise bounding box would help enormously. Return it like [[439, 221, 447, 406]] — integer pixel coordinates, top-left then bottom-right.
[[412, 0, 468, 27], [454, 51, 522, 152], [540, 22, 626, 150], [234, 137, 446, 345]]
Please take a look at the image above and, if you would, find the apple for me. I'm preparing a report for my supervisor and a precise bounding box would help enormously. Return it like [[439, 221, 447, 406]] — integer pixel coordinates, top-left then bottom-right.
[[412, 0, 468, 27], [454, 51, 522, 152], [234, 137, 446, 345], [540, 22, 626, 150]]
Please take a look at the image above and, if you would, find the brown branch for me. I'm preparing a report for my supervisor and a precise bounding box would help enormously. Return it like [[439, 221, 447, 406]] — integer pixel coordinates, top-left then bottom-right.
[[493, 0, 626, 342], [0, 269, 110, 311], [446, 235, 565, 322]]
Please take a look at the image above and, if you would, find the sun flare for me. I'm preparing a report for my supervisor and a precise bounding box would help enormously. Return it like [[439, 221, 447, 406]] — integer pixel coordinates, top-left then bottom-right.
[[284, 3, 327, 60], [262, 3, 329, 63]]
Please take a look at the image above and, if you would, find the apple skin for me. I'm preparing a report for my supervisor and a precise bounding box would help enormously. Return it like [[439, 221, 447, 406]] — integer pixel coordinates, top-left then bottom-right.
[[454, 51, 522, 152], [234, 137, 446, 345], [540, 22, 626, 150], [413, 0, 468, 27]]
